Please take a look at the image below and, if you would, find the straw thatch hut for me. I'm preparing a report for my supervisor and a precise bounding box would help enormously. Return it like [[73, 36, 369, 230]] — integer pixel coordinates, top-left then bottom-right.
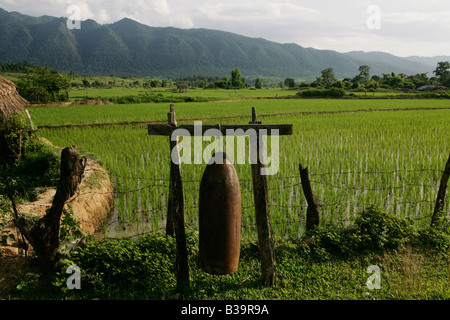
[[0, 75, 28, 126], [1, 75, 29, 163]]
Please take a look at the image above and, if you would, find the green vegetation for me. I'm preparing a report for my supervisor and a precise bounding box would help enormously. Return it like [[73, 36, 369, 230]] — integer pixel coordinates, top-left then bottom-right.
[[0, 140, 60, 205], [28, 98, 450, 128], [0, 112, 60, 195], [8, 206, 450, 299], [29, 99, 450, 242], [434, 61, 450, 87], [305, 63, 449, 93], [4, 60, 449, 108], [0, 112, 60, 250], [16, 66, 70, 103], [1, 57, 450, 300]]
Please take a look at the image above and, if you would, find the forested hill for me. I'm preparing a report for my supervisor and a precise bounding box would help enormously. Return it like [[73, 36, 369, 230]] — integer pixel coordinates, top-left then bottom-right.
[[0, 8, 444, 80]]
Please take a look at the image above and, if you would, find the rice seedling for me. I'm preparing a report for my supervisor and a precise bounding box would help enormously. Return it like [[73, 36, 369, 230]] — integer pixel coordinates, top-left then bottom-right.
[[34, 100, 450, 240]]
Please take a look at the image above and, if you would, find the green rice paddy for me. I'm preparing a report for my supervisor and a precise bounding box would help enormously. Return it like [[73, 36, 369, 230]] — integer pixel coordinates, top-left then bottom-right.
[[29, 98, 450, 240]]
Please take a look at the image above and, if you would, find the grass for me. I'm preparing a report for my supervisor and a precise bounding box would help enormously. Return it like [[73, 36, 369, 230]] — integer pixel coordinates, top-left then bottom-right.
[[34, 104, 450, 240], [7, 207, 450, 300], [3, 90, 450, 301], [28, 98, 450, 128]]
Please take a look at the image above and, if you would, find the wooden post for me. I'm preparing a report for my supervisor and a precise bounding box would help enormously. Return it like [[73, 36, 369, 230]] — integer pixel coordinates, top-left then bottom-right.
[[166, 104, 176, 237], [25, 109, 35, 131], [431, 152, 450, 227], [166, 104, 190, 293], [250, 107, 276, 286], [299, 164, 320, 231]]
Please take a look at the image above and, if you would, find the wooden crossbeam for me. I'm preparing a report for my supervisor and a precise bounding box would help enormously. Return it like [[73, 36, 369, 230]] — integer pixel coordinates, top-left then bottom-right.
[[148, 123, 293, 136]]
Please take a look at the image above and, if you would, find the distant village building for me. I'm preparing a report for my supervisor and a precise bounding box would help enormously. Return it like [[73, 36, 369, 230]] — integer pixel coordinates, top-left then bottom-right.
[[177, 83, 188, 93], [417, 85, 447, 92]]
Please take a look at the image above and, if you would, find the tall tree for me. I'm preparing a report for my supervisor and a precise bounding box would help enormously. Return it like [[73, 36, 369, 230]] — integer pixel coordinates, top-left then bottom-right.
[[358, 65, 371, 84], [231, 68, 245, 88], [433, 61, 450, 86], [321, 68, 336, 87], [255, 78, 263, 89], [284, 78, 296, 88]]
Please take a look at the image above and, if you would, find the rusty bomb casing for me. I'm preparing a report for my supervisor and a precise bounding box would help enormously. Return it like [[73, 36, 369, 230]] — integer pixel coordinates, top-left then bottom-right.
[[199, 152, 241, 275]]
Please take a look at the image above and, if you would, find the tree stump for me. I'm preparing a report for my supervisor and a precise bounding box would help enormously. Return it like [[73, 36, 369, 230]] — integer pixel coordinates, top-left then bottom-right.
[[15, 145, 86, 270]]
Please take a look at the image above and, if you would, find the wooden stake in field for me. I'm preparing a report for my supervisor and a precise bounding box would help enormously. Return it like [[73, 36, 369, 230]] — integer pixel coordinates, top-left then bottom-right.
[[248, 107, 277, 286], [166, 104, 189, 293], [431, 152, 450, 227], [148, 105, 293, 287], [299, 164, 320, 231]]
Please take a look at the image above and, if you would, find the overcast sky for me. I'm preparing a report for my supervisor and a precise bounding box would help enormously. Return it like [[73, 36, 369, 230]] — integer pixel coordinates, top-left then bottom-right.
[[1, 0, 449, 57]]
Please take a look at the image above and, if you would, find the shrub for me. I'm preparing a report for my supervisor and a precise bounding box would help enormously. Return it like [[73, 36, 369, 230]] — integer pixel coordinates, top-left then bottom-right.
[[16, 66, 70, 103], [415, 216, 450, 251], [298, 88, 346, 98], [61, 233, 178, 298], [307, 205, 418, 258], [1, 112, 35, 164], [0, 140, 60, 204], [354, 205, 415, 251]]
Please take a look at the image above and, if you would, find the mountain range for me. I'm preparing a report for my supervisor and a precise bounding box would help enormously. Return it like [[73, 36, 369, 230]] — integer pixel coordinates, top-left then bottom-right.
[[0, 8, 448, 81]]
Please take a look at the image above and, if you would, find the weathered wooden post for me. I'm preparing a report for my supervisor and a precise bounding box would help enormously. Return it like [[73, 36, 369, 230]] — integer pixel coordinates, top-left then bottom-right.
[[162, 104, 189, 293], [166, 104, 177, 236], [299, 164, 320, 231], [249, 107, 277, 286], [431, 152, 450, 227]]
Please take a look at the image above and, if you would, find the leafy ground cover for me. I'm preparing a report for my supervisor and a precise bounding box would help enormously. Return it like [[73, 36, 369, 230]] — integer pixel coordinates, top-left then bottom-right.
[[7, 206, 450, 300]]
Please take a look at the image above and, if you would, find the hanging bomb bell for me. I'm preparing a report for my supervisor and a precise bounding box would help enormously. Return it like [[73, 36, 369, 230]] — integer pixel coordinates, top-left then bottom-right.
[[199, 152, 241, 275]]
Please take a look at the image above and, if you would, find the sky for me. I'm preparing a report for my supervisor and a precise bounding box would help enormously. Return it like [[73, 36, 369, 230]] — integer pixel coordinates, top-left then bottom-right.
[[1, 0, 449, 57]]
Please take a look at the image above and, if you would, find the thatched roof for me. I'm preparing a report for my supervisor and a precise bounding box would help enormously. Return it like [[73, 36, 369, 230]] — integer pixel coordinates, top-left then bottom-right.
[[0, 75, 28, 121]]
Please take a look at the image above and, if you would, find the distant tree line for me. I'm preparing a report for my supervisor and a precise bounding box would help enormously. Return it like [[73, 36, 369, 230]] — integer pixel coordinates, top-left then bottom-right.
[[299, 61, 450, 91], [173, 75, 220, 88], [79, 78, 171, 89], [174, 69, 253, 89], [3, 61, 449, 104]]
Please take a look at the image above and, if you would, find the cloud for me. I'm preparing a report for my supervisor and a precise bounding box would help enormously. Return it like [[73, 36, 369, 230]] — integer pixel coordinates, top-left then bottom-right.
[[384, 10, 450, 24], [218, 1, 319, 21]]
